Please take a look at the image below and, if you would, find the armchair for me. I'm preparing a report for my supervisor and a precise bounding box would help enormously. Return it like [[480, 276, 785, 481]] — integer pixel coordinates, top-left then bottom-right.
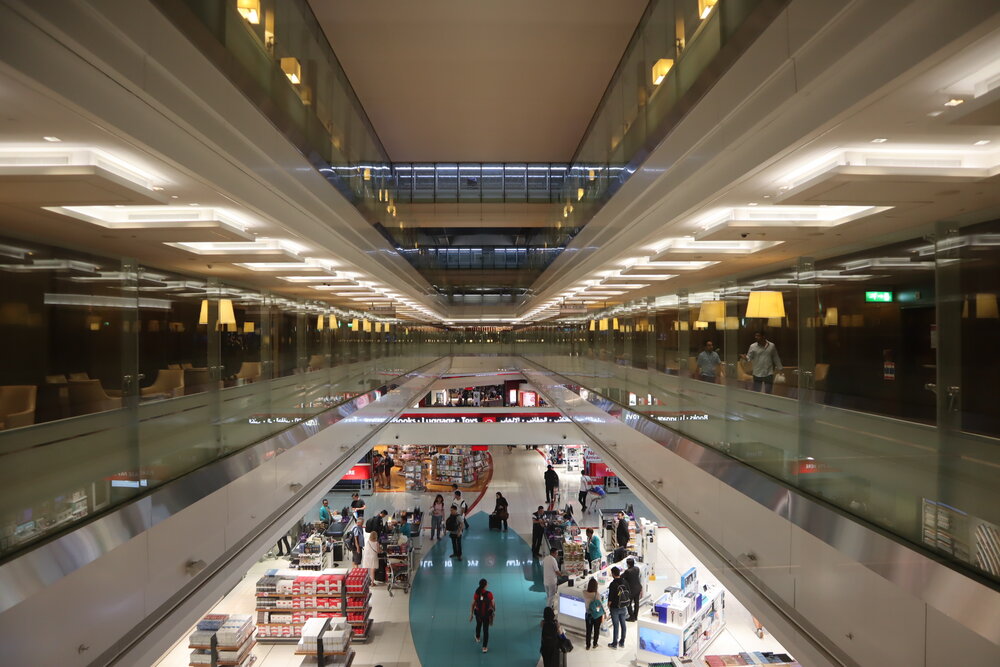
[[68, 380, 121, 416], [141, 369, 184, 399], [234, 361, 261, 384], [0, 385, 37, 429]]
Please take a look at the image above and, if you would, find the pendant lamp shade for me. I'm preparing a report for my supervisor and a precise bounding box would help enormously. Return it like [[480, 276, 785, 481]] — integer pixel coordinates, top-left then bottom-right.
[[824, 307, 839, 326], [745, 291, 785, 319], [199, 298, 236, 326], [698, 300, 725, 322]]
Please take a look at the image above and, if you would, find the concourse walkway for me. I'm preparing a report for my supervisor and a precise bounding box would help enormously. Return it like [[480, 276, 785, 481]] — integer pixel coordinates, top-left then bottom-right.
[[410, 512, 545, 666]]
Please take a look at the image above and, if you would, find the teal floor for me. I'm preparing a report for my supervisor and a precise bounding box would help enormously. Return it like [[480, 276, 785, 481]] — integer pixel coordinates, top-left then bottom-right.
[[409, 513, 547, 666]]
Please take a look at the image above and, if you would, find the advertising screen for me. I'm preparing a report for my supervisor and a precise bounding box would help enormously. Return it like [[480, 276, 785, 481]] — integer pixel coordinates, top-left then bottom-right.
[[558, 594, 586, 620], [638, 626, 680, 657]]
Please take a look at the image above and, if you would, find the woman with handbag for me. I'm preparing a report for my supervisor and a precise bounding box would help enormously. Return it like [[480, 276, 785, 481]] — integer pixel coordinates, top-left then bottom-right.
[[539, 606, 562, 667], [469, 578, 495, 653], [493, 491, 509, 532], [582, 577, 605, 650]]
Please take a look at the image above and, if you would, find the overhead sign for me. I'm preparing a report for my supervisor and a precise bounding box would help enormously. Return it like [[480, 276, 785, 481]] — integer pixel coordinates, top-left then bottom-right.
[[865, 291, 893, 302], [392, 411, 569, 424]]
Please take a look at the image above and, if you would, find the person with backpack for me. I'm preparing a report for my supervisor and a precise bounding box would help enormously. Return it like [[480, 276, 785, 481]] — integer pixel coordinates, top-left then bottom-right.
[[365, 509, 388, 536], [607, 566, 629, 649], [469, 578, 495, 653], [582, 577, 605, 650], [623, 557, 643, 621], [446, 506, 464, 559], [346, 517, 364, 566]]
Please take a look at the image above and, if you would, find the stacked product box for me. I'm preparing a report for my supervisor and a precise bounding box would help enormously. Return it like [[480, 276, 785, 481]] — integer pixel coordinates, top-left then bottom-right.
[[561, 539, 586, 578], [188, 613, 256, 667], [255, 568, 371, 643]]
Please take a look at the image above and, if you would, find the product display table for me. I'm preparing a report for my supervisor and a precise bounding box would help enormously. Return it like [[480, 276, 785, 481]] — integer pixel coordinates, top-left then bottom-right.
[[636, 583, 725, 664]]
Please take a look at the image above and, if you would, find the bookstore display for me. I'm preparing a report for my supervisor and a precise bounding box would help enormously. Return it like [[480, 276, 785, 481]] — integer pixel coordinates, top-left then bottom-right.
[[255, 568, 372, 643], [373, 445, 492, 492], [189, 613, 256, 667]]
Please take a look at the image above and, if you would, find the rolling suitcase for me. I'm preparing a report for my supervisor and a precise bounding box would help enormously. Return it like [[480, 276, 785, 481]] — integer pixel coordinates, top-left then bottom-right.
[[489, 513, 502, 531]]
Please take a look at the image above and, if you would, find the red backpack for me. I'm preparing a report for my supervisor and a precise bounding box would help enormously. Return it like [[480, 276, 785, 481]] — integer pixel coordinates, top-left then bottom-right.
[[475, 590, 493, 618]]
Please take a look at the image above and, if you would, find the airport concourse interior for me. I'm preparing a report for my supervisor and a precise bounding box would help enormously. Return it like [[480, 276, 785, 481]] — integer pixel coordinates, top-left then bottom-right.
[[0, 1, 998, 666]]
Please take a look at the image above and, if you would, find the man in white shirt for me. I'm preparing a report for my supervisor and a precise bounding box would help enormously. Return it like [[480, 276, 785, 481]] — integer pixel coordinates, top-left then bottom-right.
[[542, 548, 563, 611], [742, 331, 782, 394]]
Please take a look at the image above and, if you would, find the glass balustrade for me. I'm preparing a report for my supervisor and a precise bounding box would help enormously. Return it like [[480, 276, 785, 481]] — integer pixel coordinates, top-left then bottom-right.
[[0, 233, 443, 559], [517, 216, 1000, 585]]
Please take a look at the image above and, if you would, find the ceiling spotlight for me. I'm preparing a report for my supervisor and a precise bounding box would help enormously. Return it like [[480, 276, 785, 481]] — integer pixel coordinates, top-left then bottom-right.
[[944, 98, 965, 107], [747, 202, 758, 206], [42, 136, 62, 142], [927, 110, 943, 117], [870, 138, 888, 143], [974, 139, 991, 146]]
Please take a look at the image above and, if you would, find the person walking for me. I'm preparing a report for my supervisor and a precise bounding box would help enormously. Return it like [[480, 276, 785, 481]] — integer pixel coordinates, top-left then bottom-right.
[[696, 339, 722, 383], [539, 606, 562, 667], [542, 548, 563, 611], [469, 578, 495, 653], [452, 486, 470, 531], [578, 475, 591, 513], [493, 491, 509, 531], [741, 330, 783, 394], [544, 465, 559, 504], [446, 506, 464, 559], [382, 452, 394, 489], [582, 577, 605, 650], [430, 493, 445, 540], [607, 566, 630, 649], [584, 527, 601, 570], [361, 528, 382, 585], [623, 557, 643, 621], [531, 506, 546, 558]]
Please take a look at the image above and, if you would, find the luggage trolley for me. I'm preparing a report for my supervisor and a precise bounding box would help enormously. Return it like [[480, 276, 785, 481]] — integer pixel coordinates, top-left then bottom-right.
[[385, 539, 415, 596]]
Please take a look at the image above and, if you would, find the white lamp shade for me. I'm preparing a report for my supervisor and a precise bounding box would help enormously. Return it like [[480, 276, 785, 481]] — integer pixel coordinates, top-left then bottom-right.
[[745, 291, 786, 319], [317, 314, 325, 330]]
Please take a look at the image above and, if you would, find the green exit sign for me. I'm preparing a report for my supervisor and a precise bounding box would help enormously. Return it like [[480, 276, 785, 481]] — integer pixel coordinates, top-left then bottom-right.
[[865, 291, 893, 303]]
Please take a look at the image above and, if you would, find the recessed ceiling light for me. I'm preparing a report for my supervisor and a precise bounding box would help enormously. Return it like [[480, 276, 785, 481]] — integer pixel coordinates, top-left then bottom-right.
[[870, 138, 888, 143], [944, 98, 965, 107], [170, 195, 179, 199], [42, 136, 61, 142], [927, 110, 943, 117], [188, 203, 199, 206], [151, 186, 164, 191], [974, 139, 991, 146], [747, 202, 758, 206]]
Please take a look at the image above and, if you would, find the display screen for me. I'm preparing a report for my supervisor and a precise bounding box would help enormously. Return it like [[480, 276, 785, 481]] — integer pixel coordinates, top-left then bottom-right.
[[638, 626, 680, 656], [558, 594, 586, 620]]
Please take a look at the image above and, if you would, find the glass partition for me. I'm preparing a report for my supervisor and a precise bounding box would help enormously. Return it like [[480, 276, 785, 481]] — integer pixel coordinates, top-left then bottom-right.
[[519, 217, 1000, 585]]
